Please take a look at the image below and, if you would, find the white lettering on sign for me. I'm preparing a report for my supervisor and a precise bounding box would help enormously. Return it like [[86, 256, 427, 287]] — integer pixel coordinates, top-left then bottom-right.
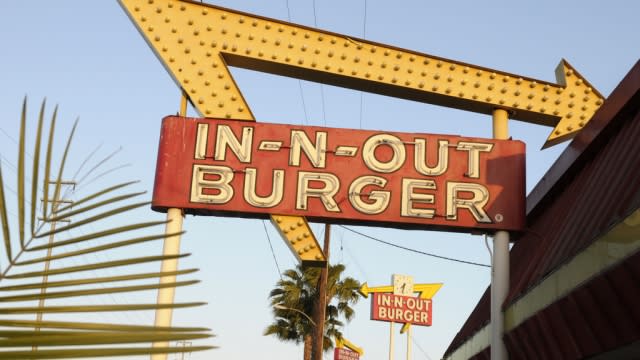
[[348, 176, 390, 215], [373, 293, 432, 325], [243, 168, 284, 208], [213, 125, 254, 163], [190, 164, 234, 203], [414, 139, 449, 176], [455, 142, 493, 179], [362, 134, 406, 173], [194, 123, 209, 160], [289, 130, 327, 168], [401, 178, 436, 218], [296, 171, 341, 212], [446, 182, 491, 223], [185, 121, 511, 226]]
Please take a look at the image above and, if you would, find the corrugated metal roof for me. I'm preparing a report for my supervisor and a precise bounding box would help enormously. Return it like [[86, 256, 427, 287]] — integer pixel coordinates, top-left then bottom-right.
[[505, 250, 640, 359], [445, 60, 640, 359]]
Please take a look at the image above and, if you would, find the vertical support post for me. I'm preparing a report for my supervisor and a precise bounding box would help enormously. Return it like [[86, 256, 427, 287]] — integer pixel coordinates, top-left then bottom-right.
[[389, 322, 394, 360], [406, 325, 412, 360], [151, 92, 188, 360], [313, 224, 330, 360], [491, 108, 510, 360]]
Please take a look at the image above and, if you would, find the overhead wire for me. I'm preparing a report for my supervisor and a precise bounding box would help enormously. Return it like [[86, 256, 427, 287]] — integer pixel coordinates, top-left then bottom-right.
[[0, 126, 34, 161], [359, 0, 368, 129], [284, 0, 309, 125], [412, 336, 433, 360], [262, 220, 283, 279], [338, 225, 491, 268], [311, 0, 327, 126], [339, 232, 370, 281]]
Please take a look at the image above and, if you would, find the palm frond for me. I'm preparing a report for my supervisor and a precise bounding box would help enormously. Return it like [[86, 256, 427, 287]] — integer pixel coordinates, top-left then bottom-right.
[[29, 100, 45, 237], [0, 346, 214, 360], [0, 166, 11, 263], [26, 220, 168, 252], [0, 269, 198, 291], [0, 98, 213, 358], [0, 302, 206, 315]]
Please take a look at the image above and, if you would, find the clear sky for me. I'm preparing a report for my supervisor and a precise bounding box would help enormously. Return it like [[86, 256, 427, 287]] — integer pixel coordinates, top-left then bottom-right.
[[0, 1, 638, 359]]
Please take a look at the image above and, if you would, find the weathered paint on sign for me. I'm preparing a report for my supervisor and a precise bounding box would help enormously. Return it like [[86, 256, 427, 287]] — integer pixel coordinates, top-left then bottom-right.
[[152, 116, 526, 232]]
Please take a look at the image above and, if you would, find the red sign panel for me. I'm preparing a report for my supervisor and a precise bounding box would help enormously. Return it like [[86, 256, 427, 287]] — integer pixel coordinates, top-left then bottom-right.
[[152, 116, 525, 231], [371, 293, 432, 326], [334, 347, 360, 360]]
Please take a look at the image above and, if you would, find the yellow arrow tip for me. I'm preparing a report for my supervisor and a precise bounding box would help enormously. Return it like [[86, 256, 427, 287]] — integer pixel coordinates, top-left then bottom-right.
[[359, 282, 370, 298], [543, 59, 604, 149], [400, 323, 411, 334], [415, 283, 444, 299]]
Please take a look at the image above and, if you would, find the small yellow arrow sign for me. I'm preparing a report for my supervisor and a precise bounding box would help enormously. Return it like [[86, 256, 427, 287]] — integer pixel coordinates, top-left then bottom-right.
[[359, 282, 442, 298], [120, 0, 603, 148], [358, 283, 392, 298]]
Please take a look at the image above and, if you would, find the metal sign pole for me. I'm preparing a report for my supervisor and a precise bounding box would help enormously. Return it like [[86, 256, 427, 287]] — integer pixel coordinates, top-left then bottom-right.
[[313, 224, 331, 360], [389, 322, 394, 360], [406, 325, 412, 360], [151, 94, 189, 360], [491, 108, 510, 360]]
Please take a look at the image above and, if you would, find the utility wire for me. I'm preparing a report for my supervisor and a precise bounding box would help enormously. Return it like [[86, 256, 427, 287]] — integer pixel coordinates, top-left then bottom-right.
[[338, 225, 491, 268], [412, 336, 433, 360], [262, 220, 282, 279], [297, 81, 310, 125], [284, 0, 309, 124], [340, 235, 370, 281], [0, 126, 34, 161], [358, 0, 368, 129], [312, 0, 327, 126], [284, 0, 292, 19]]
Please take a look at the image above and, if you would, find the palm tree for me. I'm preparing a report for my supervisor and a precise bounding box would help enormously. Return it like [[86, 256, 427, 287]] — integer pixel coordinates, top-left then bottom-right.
[[0, 99, 213, 358], [264, 263, 361, 360]]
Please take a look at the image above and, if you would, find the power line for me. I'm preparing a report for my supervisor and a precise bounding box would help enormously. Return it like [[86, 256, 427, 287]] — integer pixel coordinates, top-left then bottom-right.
[[311, 0, 327, 126], [284, 0, 309, 125], [297, 81, 310, 124], [338, 225, 491, 268], [341, 236, 370, 281], [412, 336, 433, 360], [311, 0, 318, 28], [358, 0, 368, 129], [0, 126, 34, 161], [284, 0, 292, 19], [262, 220, 282, 279], [362, 0, 368, 38]]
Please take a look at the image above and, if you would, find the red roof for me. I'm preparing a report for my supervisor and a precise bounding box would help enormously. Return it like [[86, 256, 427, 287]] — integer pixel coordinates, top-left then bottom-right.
[[445, 60, 640, 359]]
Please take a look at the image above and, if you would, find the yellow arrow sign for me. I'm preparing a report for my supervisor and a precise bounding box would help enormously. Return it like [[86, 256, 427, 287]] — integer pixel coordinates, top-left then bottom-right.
[[120, 0, 603, 148]]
